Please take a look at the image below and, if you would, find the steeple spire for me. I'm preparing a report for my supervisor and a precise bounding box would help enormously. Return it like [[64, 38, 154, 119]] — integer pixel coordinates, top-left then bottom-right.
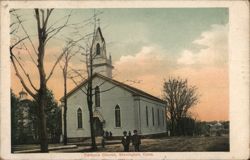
[[97, 18, 100, 28], [90, 25, 114, 78]]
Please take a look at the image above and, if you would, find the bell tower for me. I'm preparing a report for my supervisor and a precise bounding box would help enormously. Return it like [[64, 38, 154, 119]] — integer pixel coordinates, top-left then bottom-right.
[[90, 27, 113, 78]]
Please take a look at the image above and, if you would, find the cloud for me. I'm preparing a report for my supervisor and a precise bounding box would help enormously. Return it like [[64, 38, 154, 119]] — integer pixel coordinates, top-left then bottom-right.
[[12, 23, 229, 121], [114, 46, 170, 77], [113, 24, 229, 121], [177, 24, 228, 66], [114, 46, 172, 97]]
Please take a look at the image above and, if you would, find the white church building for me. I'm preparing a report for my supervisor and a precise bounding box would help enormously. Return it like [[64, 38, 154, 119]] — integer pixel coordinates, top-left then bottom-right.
[[62, 27, 167, 141]]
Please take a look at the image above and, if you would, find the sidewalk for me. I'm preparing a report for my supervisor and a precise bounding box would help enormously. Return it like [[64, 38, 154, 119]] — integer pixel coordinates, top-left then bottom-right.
[[68, 137, 121, 146], [12, 137, 121, 153], [14, 145, 77, 153]]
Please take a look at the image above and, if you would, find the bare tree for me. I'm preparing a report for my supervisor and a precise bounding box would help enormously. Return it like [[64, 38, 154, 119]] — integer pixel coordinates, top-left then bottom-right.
[[10, 9, 72, 152], [163, 77, 199, 136], [58, 41, 79, 145]]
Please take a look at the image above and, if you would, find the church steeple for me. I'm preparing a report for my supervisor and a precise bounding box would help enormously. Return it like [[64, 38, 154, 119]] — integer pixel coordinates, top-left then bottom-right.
[[90, 26, 114, 78]]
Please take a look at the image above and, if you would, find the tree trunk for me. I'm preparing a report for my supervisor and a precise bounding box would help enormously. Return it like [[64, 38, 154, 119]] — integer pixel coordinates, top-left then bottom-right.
[[63, 70, 68, 145], [88, 45, 97, 150], [38, 89, 48, 152], [37, 28, 49, 152], [170, 119, 175, 136], [88, 100, 97, 150]]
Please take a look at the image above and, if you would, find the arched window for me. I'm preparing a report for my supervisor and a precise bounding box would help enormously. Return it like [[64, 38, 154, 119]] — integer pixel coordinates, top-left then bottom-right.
[[152, 108, 155, 126], [146, 106, 149, 127], [95, 86, 100, 107], [162, 110, 165, 126], [96, 43, 101, 55], [115, 105, 121, 127], [77, 108, 83, 128]]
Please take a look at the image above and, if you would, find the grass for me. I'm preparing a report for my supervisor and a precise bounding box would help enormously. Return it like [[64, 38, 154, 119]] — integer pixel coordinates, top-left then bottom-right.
[[97, 135, 229, 152]]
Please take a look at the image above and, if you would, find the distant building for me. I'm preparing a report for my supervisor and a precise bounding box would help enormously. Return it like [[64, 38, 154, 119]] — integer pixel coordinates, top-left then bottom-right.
[[62, 27, 167, 141], [15, 90, 37, 144], [208, 122, 224, 136]]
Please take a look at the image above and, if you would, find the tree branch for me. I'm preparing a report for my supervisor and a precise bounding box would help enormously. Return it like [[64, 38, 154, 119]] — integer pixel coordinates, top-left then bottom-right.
[[11, 50, 38, 92], [45, 50, 65, 83], [10, 36, 28, 50], [45, 10, 72, 44], [12, 9, 38, 55], [69, 76, 87, 95], [10, 50, 36, 99]]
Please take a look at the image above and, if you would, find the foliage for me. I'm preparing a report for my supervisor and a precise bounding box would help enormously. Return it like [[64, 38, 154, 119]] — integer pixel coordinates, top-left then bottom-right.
[[32, 89, 62, 143], [11, 90, 19, 146], [44, 90, 62, 143], [11, 89, 61, 146]]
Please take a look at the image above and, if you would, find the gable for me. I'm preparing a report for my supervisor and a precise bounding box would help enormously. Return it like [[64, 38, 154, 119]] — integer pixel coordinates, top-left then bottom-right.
[[62, 73, 165, 104]]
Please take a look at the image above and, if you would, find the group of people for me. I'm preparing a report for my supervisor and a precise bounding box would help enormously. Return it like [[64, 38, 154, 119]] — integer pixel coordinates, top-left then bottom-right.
[[121, 130, 141, 152], [101, 131, 112, 148], [101, 129, 141, 152], [103, 131, 113, 139]]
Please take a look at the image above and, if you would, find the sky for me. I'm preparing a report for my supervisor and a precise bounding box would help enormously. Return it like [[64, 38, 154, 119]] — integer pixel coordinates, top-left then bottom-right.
[[11, 8, 229, 121]]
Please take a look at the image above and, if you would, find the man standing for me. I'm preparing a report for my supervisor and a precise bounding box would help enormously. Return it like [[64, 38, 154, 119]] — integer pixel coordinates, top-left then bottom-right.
[[128, 131, 132, 145], [121, 131, 130, 152], [132, 130, 141, 152]]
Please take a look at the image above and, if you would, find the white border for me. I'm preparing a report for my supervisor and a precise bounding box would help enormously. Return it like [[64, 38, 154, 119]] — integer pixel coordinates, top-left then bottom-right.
[[1, 1, 249, 160]]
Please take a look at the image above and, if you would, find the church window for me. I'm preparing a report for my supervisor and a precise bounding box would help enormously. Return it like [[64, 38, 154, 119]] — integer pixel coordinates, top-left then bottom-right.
[[146, 106, 149, 127], [77, 108, 83, 128], [95, 86, 100, 107], [158, 108, 160, 126], [115, 105, 121, 127], [152, 108, 155, 126], [96, 43, 101, 55], [162, 110, 165, 126]]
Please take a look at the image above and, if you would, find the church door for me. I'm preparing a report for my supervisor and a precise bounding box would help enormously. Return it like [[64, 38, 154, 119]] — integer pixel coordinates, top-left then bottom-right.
[[93, 117, 103, 136]]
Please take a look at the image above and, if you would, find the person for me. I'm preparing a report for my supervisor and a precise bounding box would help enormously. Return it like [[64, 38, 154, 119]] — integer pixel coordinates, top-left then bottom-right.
[[109, 131, 113, 139], [132, 130, 141, 152], [101, 134, 105, 148], [128, 131, 132, 145], [121, 131, 130, 152], [105, 131, 109, 139]]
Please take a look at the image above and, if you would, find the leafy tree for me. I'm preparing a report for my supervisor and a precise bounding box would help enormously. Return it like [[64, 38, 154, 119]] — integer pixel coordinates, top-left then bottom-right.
[[179, 116, 195, 136], [11, 90, 19, 148], [43, 90, 62, 143], [30, 89, 62, 143]]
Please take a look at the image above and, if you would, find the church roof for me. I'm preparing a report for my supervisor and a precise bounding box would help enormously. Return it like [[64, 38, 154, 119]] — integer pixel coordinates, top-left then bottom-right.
[[63, 73, 166, 104]]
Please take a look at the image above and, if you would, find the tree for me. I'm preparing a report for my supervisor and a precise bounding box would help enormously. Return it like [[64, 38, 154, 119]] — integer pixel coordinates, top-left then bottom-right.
[[10, 9, 71, 152], [179, 116, 195, 136], [59, 41, 78, 145], [11, 90, 19, 150], [40, 89, 61, 143], [65, 11, 103, 150], [68, 26, 99, 150], [163, 78, 199, 136]]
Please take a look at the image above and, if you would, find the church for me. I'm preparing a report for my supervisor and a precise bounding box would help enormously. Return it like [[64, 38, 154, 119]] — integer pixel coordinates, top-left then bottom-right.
[[62, 27, 167, 141]]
